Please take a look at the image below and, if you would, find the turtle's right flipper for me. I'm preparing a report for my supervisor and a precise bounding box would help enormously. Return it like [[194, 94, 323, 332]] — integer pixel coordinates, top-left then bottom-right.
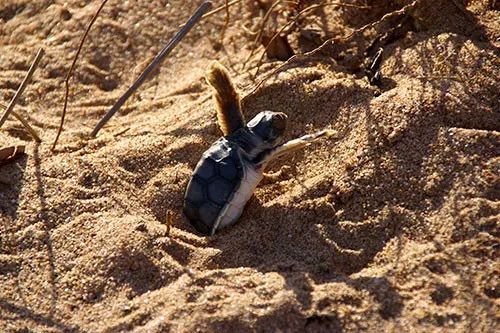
[[205, 61, 245, 136], [256, 129, 337, 167]]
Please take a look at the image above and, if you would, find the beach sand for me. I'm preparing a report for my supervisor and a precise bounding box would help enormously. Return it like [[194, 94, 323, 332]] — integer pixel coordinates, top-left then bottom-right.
[[0, 0, 499, 332]]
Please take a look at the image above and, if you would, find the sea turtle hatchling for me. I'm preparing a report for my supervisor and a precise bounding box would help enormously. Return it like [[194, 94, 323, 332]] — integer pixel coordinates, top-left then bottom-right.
[[183, 61, 335, 235]]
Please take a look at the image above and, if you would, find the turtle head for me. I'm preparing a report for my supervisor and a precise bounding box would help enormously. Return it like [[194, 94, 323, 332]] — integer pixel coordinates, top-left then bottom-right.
[[247, 111, 287, 145]]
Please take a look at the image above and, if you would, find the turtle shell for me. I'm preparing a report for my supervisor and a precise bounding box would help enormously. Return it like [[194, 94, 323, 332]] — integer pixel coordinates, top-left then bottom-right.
[[183, 138, 244, 235]]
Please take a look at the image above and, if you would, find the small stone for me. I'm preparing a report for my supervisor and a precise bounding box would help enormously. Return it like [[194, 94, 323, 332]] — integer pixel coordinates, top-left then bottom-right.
[[60, 8, 72, 21], [135, 223, 147, 232]]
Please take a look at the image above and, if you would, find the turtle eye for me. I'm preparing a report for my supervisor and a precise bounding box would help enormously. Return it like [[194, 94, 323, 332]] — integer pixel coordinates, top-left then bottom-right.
[[271, 113, 287, 136]]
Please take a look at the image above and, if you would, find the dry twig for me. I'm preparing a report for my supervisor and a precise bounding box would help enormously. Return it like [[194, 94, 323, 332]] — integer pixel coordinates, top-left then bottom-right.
[[0, 48, 44, 128], [166, 210, 174, 237], [254, 1, 371, 75], [52, 0, 109, 151], [0, 103, 41, 142], [113, 127, 130, 137], [243, 0, 422, 101], [202, 0, 242, 20]]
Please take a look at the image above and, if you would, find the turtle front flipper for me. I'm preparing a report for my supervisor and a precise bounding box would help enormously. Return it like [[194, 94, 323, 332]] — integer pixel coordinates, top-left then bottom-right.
[[256, 129, 337, 167], [205, 61, 245, 136]]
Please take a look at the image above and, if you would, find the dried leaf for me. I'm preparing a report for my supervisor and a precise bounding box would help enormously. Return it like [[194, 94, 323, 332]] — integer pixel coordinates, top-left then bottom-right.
[[262, 34, 294, 61], [0, 146, 25, 165]]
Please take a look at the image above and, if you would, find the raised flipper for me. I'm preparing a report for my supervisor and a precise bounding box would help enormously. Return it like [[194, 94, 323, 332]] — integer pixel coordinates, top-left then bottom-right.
[[205, 61, 245, 136], [256, 129, 337, 167]]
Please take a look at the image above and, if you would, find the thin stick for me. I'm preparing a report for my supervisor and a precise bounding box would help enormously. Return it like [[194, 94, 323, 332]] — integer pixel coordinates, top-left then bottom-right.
[[202, 0, 241, 19], [243, 0, 419, 100], [12, 111, 42, 142], [254, 2, 371, 75], [0, 48, 44, 127], [90, 1, 213, 137], [177, 0, 241, 28], [340, 0, 420, 42], [113, 126, 130, 137], [219, 0, 230, 43], [0, 103, 42, 142], [166, 210, 173, 237], [243, 0, 282, 69], [52, 0, 109, 151]]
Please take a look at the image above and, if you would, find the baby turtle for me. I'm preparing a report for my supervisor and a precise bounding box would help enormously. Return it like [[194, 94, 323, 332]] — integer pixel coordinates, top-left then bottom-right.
[[184, 61, 335, 235]]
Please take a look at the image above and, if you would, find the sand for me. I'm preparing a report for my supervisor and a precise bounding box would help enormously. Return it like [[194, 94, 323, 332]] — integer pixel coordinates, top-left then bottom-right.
[[0, 0, 499, 332]]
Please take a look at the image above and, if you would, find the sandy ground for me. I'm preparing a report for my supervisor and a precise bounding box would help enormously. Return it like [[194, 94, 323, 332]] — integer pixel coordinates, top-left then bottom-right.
[[0, 0, 499, 332]]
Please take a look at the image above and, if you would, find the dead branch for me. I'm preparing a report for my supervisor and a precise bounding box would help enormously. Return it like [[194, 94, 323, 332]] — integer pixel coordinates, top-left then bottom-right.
[[254, 1, 372, 76], [52, 0, 109, 151], [243, 0, 423, 101], [0, 48, 44, 127]]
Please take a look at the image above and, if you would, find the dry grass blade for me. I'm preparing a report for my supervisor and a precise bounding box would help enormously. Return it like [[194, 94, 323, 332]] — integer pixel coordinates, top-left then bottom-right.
[[51, 0, 109, 151], [179, 0, 240, 30], [341, 0, 422, 42], [0, 145, 25, 166], [0, 48, 44, 127], [243, 0, 282, 69], [90, 1, 213, 137], [254, 1, 372, 75], [166, 210, 174, 237], [243, 0, 422, 101], [202, 0, 242, 19], [0, 103, 42, 142], [219, 0, 230, 43], [11, 111, 42, 142]]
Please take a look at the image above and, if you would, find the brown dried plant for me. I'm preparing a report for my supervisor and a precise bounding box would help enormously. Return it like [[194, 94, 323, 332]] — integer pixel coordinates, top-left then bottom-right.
[[0, 48, 44, 142], [52, 0, 109, 151], [254, 1, 372, 75], [242, 0, 425, 101]]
